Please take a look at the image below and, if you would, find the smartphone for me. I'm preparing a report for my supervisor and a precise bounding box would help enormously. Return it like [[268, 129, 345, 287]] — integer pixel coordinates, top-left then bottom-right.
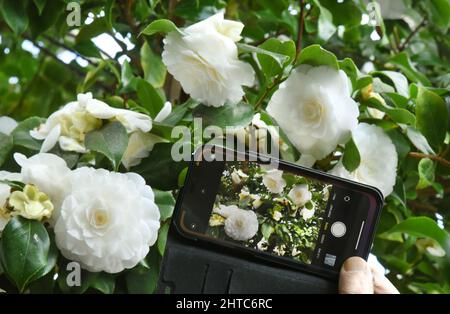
[[173, 146, 383, 279]]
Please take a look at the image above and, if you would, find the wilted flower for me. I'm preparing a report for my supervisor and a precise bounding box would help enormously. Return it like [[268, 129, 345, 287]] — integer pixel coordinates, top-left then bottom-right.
[[9, 185, 54, 221]]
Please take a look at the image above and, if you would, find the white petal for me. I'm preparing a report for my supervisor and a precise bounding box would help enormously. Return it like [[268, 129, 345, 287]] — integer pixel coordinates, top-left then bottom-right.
[[40, 124, 61, 153], [0, 116, 18, 135], [154, 102, 172, 123]]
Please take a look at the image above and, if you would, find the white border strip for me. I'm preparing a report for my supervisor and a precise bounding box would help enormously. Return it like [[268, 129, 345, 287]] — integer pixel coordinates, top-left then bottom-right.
[[355, 221, 365, 250]]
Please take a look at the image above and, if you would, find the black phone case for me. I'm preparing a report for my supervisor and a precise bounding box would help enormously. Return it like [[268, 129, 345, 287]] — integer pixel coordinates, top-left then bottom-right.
[[156, 223, 338, 294]]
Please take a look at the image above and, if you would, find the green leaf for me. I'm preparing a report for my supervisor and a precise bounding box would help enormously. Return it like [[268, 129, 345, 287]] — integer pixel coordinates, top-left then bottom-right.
[[385, 217, 449, 249], [76, 18, 109, 43], [154, 189, 176, 221], [136, 79, 165, 118], [417, 158, 435, 189], [193, 102, 254, 129], [126, 250, 159, 294], [366, 96, 416, 125], [85, 122, 129, 171], [105, 0, 114, 30], [238, 43, 289, 67], [89, 272, 115, 294], [261, 223, 274, 240], [390, 52, 431, 86], [33, 0, 46, 15], [11, 117, 45, 151], [0, 0, 29, 35], [342, 137, 361, 172], [415, 86, 448, 151], [141, 42, 167, 88], [371, 71, 409, 97], [257, 38, 296, 79], [157, 223, 170, 256], [0, 217, 55, 292], [132, 143, 188, 191], [313, 0, 336, 41], [119, 60, 137, 93], [0, 133, 13, 167], [297, 44, 338, 70], [405, 126, 435, 155], [141, 19, 180, 36], [338, 58, 359, 88], [422, 0, 450, 32]]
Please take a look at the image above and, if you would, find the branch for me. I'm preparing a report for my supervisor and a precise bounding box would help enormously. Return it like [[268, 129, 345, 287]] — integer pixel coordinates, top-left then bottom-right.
[[408, 201, 438, 213], [294, 0, 306, 62], [42, 35, 97, 66], [398, 19, 426, 52], [254, 75, 284, 110], [408, 152, 450, 168]]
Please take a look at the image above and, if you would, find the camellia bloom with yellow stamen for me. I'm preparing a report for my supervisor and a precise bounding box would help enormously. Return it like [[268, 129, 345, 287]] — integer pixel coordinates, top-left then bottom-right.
[[267, 65, 359, 166], [262, 169, 286, 194], [9, 185, 54, 221], [54, 167, 160, 273], [288, 184, 312, 207]]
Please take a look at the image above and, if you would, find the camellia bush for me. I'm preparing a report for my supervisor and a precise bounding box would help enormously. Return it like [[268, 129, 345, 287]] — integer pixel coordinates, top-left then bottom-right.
[[0, 0, 449, 294]]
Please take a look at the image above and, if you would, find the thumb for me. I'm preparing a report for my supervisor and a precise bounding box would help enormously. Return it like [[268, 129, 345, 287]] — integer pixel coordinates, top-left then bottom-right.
[[339, 257, 374, 294]]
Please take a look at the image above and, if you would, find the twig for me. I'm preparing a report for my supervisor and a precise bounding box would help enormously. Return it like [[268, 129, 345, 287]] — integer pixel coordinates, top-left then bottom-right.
[[408, 201, 437, 213], [398, 19, 426, 52], [294, 0, 306, 62], [408, 152, 450, 168], [42, 35, 97, 66], [254, 75, 284, 110]]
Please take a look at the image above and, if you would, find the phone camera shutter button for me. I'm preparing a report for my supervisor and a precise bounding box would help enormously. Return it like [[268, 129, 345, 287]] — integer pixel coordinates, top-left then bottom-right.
[[331, 221, 346, 238]]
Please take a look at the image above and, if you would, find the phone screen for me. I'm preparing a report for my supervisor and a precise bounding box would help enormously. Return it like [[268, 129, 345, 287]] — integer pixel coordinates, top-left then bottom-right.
[[178, 154, 382, 275]]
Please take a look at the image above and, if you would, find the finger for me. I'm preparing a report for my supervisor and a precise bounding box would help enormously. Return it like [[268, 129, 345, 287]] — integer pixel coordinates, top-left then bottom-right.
[[370, 265, 399, 294], [339, 257, 374, 294]]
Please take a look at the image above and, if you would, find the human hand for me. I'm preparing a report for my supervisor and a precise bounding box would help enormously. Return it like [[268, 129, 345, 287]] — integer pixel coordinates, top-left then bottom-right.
[[339, 257, 399, 294]]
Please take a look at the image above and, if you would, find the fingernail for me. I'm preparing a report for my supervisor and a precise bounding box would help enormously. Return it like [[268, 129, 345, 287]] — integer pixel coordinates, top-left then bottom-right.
[[343, 257, 367, 272]]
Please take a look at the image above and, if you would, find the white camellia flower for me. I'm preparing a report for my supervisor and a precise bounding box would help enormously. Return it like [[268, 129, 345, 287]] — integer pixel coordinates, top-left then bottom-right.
[[213, 204, 241, 218], [224, 209, 258, 241], [162, 12, 255, 107], [262, 169, 286, 194], [267, 65, 359, 166], [30, 92, 152, 153], [54, 167, 160, 273], [0, 116, 18, 135], [300, 207, 315, 220], [288, 184, 312, 207], [0, 171, 22, 231], [122, 132, 167, 169], [330, 123, 398, 197], [14, 153, 71, 212]]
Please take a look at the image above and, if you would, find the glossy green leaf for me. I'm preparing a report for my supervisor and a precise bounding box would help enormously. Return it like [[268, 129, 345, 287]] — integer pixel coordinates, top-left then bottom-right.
[[0, 217, 55, 292], [141, 42, 167, 88], [314, 0, 336, 41], [386, 217, 449, 249], [0, 133, 13, 167], [238, 43, 289, 67], [390, 52, 431, 86], [157, 222, 170, 256], [0, 0, 29, 35], [33, 0, 47, 15], [342, 137, 361, 172], [126, 250, 159, 294], [141, 19, 180, 36], [417, 158, 435, 189], [297, 44, 339, 69], [76, 18, 110, 43], [257, 38, 296, 79], [136, 79, 164, 118], [194, 102, 254, 129], [154, 189, 176, 221], [11, 117, 45, 151], [131, 143, 188, 191], [415, 86, 448, 151], [85, 122, 129, 171], [405, 126, 435, 155]]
